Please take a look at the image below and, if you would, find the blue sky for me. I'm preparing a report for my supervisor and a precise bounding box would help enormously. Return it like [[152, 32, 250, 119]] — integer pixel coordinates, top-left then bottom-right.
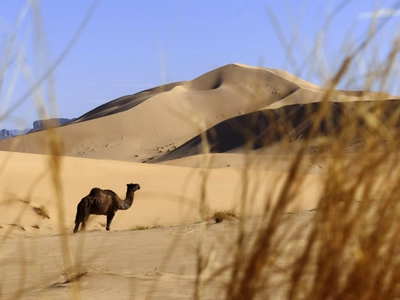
[[1, 0, 400, 129]]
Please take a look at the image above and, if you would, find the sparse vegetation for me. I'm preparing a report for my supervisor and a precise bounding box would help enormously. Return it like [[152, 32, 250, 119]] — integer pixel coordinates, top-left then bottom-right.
[[33, 205, 50, 219], [211, 209, 238, 223], [218, 26, 400, 300], [17, 223, 25, 231], [132, 225, 149, 231], [21, 198, 30, 204]]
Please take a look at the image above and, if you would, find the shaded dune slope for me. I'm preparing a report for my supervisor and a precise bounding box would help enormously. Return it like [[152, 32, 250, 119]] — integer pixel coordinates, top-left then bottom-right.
[[153, 99, 400, 162], [0, 63, 398, 163], [72, 81, 186, 123]]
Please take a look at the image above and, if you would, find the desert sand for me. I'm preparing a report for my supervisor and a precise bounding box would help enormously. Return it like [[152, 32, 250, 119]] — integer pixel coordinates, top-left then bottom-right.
[[0, 63, 398, 299]]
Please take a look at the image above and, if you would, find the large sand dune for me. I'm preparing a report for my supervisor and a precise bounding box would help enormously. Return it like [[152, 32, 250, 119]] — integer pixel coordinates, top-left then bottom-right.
[[0, 64, 396, 163], [1, 63, 399, 299]]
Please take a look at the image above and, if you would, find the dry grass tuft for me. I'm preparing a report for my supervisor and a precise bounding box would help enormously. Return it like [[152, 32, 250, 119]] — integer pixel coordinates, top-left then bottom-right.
[[212, 209, 238, 223], [221, 22, 400, 300], [33, 205, 50, 219], [132, 225, 149, 231], [11, 223, 26, 231]]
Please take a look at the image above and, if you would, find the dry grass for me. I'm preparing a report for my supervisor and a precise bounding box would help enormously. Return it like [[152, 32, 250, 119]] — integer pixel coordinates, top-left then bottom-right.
[[211, 209, 238, 223], [33, 205, 50, 219], [0, 2, 97, 297], [189, 5, 400, 300], [131, 218, 161, 230], [132, 225, 149, 231], [11, 223, 26, 231], [218, 15, 400, 300]]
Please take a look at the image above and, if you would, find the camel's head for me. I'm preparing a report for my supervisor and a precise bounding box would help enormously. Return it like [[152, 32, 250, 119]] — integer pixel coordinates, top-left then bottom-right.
[[127, 183, 140, 192]]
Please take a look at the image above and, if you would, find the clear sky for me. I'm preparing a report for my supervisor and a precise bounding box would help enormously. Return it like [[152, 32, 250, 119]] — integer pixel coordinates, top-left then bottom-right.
[[1, 0, 400, 129]]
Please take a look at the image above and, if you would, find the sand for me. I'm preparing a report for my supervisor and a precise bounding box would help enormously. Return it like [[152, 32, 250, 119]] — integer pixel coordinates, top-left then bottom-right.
[[0, 63, 398, 299]]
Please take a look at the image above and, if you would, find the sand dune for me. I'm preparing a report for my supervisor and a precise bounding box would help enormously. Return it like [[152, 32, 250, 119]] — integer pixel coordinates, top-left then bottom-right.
[[1, 62, 397, 233], [0, 64, 302, 161], [1, 63, 400, 298], [0, 64, 397, 164], [0, 150, 323, 236]]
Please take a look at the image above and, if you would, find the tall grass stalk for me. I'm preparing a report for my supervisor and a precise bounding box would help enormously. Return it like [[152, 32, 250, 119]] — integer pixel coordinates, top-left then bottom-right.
[[0, 1, 97, 298], [220, 6, 400, 300]]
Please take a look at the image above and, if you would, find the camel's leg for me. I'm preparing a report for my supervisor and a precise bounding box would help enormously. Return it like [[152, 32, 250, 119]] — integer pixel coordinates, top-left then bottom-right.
[[73, 221, 80, 233], [80, 200, 93, 231], [74, 201, 85, 233], [74, 219, 81, 233], [106, 211, 115, 231], [81, 213, 90, 230]]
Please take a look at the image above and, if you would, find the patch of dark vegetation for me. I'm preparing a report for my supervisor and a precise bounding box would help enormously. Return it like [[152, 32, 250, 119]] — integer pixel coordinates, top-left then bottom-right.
[[33, 205, 50, 219], [212, 209, 238, 223]]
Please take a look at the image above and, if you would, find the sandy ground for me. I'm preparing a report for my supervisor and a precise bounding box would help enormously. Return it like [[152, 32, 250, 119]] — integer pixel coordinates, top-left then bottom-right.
[[0, 63, 398, 298], [0, 213, 318, 299], [0, 150, 323, 299], [0, 150, 323, 237]]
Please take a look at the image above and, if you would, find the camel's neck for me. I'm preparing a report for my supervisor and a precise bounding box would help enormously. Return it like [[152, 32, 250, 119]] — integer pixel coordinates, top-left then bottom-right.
[[118, 188, 135, 210]]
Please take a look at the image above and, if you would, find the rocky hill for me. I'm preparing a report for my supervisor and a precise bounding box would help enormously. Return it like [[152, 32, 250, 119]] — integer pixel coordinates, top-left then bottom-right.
[[0, 129, 13, 140]]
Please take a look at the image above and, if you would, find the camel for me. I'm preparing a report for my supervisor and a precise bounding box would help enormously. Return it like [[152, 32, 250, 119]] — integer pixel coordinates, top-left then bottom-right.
[[73, 183, 140, 233]]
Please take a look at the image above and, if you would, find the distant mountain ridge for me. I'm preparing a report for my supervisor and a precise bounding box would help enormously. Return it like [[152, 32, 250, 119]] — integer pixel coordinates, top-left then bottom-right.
[[0, 129, 13, 140], [29, 118, 74, 132], [0, 118, 74, 140]]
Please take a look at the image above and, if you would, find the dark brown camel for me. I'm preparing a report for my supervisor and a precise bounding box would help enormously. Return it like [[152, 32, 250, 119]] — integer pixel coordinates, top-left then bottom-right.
[[73, 183, 140, 233]]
